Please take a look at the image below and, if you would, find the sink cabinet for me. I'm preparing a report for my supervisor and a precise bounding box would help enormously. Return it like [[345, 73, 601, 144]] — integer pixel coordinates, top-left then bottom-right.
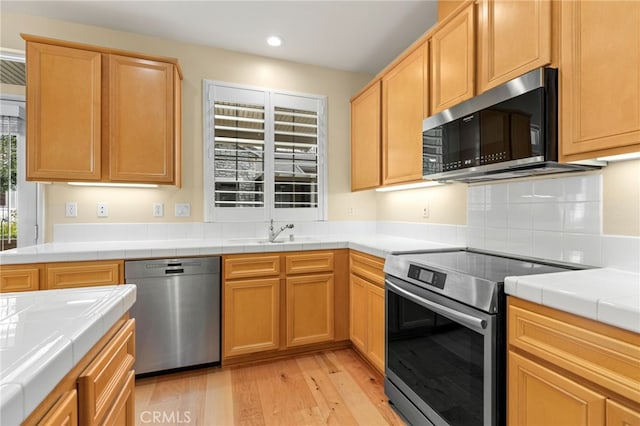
[[23, 34, 182, 185], [221, 250, 348, 364], [507, 297, 640, 426]]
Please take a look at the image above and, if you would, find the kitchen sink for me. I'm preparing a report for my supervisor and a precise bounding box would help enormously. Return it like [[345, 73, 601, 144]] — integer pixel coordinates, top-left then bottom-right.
[[224, 236, 319, 244]]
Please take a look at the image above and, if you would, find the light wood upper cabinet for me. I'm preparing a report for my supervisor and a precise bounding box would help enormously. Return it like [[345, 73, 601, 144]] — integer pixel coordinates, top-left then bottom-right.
[[477, 0, 552, 93], [559, 1, 640, 161], [350, 80, 381, 191], [430, 3, 475, 114], [23, 34, 182, 185], [104, 55, 175, 183], [26, 42, 102, 181], [382, 44, 428, 185]]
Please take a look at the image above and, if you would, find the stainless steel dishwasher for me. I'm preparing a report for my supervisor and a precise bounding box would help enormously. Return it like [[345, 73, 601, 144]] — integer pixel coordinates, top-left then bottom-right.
[[125, 257, 220, 375]]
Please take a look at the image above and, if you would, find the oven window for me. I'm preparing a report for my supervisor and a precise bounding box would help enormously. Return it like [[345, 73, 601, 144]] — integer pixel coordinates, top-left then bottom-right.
[[387, 290, 484, 425]]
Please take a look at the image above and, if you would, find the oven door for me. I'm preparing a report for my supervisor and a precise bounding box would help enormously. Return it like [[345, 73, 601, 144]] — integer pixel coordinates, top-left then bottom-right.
[[385, 275, 498, 426]]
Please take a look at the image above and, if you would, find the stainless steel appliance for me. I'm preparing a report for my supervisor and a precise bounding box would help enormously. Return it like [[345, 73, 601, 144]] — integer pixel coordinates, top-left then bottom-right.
[[125, 257, 221, 375], [422, 68, 602, 182], [384, 249, 580, 426]]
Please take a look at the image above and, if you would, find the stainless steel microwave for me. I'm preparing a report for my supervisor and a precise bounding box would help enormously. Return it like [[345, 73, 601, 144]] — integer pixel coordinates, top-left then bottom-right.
[[422, 68, 601, 182]]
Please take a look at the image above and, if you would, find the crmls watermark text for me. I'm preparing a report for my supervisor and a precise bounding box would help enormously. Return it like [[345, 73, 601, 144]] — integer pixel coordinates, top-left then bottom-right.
[[139, 411, 192, 424]]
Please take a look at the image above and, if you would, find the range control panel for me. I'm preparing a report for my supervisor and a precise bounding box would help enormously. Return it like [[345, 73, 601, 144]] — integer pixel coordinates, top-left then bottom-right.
[[407, 264, 447, 289]]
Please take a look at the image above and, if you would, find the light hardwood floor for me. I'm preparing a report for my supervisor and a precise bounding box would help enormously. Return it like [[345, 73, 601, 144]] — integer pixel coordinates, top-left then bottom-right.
[[135, 348, 405, 426]]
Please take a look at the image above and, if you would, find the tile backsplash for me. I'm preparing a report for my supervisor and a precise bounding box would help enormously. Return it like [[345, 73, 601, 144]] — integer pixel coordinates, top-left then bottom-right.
[[52, 174, 639, 273], [465, 174, 639, 272]]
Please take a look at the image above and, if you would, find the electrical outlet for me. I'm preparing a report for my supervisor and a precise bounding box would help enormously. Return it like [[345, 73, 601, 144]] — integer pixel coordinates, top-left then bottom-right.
[[347, 207, 354, 216], [174, 203, 191, 217], [65, 202, 77, 218], [97, 202, 109, 217], [422, 204, 429, 218], [153, 203, 164, 217]]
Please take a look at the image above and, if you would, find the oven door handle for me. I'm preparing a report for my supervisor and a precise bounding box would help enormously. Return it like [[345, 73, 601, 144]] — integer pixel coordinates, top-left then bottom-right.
[[385, 279, 487, 331]]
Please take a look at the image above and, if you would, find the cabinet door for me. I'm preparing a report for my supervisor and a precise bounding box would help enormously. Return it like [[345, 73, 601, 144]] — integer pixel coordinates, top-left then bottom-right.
[[37, 390, 78, 426], [351, 81, 381, 191], [45, 260, 123, 290], [104, 55, 175, 183], [382, 44, 428, 185], [26, 42, 102, 181], [366, 283, 385, 373], [286, 274, 334, 347], [607, 400, 640, 426], [223, 278, 280, 357], [349, 274, 368, 354], [477, 0, 551, 93], [0, 263, 42, 292], [508, 351, 606, 426], [560, 1, 640, 160], [430, 3, 475, 113]]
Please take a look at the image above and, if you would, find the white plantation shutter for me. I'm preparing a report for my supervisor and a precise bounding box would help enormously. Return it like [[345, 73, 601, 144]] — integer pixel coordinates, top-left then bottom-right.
[[204, 81, 326, 222]]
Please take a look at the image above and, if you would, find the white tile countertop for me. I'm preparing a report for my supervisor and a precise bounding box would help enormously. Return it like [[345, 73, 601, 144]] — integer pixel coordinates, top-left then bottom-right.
[[0, 284, 137, 425], [505, 268, 640, 333], [0, 235, 460, 265]]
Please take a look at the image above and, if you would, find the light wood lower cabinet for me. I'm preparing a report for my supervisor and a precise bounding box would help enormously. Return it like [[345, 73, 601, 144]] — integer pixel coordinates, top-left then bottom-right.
[[25, 316, 135, 426], [349, 251, 386, 373], [45, 260, 124, 290], [37, 390, 78, 426], [286, 274, 334, 347], [221, 250, 348, 364], [0, 260, 123, 293], [223, 277, 280, 358], [508, 351, 606, 426], [508, 297, 640, 426], [0, 263, 43, 292]]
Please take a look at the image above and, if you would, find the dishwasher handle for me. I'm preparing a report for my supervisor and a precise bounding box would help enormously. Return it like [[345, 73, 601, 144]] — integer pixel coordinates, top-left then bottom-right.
[[165, 268, 185, 274]]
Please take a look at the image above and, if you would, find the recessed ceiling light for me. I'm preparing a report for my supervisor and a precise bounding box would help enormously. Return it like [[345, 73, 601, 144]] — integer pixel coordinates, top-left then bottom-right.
[[267, 36, 282, 47]]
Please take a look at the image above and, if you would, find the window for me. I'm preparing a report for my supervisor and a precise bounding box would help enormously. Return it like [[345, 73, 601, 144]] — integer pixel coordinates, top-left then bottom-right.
[[204, 81, 326, 222]]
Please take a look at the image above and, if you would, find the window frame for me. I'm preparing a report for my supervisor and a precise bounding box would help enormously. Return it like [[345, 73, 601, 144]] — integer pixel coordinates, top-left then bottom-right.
[[203, 80, 327, 222]]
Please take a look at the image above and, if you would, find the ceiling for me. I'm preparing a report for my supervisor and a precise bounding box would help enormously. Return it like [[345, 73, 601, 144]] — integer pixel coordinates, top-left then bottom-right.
[[1, 0, 439, 75]]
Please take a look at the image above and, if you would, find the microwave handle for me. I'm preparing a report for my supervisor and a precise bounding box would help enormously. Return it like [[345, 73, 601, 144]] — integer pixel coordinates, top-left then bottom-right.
[[385, 279, 487, 332]]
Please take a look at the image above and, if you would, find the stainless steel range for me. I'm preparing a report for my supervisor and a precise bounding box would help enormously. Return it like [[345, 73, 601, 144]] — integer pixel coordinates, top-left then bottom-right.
[[383, 249, 581, 426]]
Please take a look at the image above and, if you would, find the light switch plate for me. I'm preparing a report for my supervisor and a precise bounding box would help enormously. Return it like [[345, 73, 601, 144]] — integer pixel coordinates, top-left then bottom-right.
[[174, 203, 191, 217]]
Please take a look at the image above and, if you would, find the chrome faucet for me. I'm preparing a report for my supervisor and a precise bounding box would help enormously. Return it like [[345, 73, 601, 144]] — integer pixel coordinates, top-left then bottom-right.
[[268, 219, 294, 242]]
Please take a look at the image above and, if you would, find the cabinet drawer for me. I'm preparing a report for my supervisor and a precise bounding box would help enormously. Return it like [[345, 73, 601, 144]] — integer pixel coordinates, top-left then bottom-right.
[[508, 297, 640, 403], [350, 251, 384, 287], [0, 264, 43, 292], [45, 260, 123, 290], [224, 254, 281, 280], [78, 318, 135, 425], [285, 252, 334, 275], [100, 370, 135, 426], [37, 390, 78, 426]]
